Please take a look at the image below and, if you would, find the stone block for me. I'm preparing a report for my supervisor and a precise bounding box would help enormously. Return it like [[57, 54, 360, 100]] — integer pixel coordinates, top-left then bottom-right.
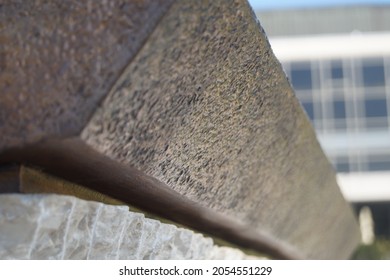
[[0, 0, 360, 259], [81, 0, 360, 259]]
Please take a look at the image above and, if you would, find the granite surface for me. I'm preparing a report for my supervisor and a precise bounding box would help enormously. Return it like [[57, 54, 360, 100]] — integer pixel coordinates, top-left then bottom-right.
[[82, 0, 360, 259], [0, 0, 173, 151], [0, 0, 360, 259]]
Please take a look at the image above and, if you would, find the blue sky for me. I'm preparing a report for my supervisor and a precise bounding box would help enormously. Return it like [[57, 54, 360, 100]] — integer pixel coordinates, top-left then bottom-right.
[[248, 0, 390, 10]]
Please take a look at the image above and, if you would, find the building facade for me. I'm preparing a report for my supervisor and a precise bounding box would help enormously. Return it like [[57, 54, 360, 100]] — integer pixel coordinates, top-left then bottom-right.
[[257, 6, 390, 237]]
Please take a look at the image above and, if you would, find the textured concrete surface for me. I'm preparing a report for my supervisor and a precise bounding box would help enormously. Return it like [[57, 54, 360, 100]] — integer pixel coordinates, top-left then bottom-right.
[[82, 0, 360, 259], [0, 194, 257, 260], [0, 0, 173, 151]]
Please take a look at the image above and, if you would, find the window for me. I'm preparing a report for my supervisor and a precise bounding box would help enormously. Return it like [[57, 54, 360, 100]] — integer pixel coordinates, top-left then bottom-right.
[[336, 162, 350, 173], [331, 60, 343, 80], [362, 60, 385, 87], [364, 99, 387, 118], [282, 56, 390, 174], [333, 100, 346, 119], [290, 62, 313, 90], [367, 156, 390, 171], [335, 156, 350, 173]]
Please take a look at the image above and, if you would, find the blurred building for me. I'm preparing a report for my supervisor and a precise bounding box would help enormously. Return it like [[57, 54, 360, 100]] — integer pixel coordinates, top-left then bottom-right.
[[256, 5, 390, 237]]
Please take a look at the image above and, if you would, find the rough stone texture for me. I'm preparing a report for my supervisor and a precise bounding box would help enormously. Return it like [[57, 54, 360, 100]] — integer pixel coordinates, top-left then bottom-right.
[[0, 194, 257, 260], [0, 0, 360, 259], [0, 0, 173, 151], [81, 0, 360, 259]]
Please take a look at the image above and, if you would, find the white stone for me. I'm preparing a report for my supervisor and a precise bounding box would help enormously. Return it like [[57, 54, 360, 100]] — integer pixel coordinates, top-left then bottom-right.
[[0, 194, 259, 259]]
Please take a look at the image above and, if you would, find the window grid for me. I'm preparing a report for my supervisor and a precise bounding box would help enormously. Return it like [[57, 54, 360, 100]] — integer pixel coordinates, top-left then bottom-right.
[[385, 57, 390, 134], [284, 56, 390, 173]]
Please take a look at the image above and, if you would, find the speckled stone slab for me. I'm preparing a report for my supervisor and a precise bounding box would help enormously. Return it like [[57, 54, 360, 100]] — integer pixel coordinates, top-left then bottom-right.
[[81, 0, 360, 259], [0, 194, 257, 260], [0, 0, 173, 151]]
